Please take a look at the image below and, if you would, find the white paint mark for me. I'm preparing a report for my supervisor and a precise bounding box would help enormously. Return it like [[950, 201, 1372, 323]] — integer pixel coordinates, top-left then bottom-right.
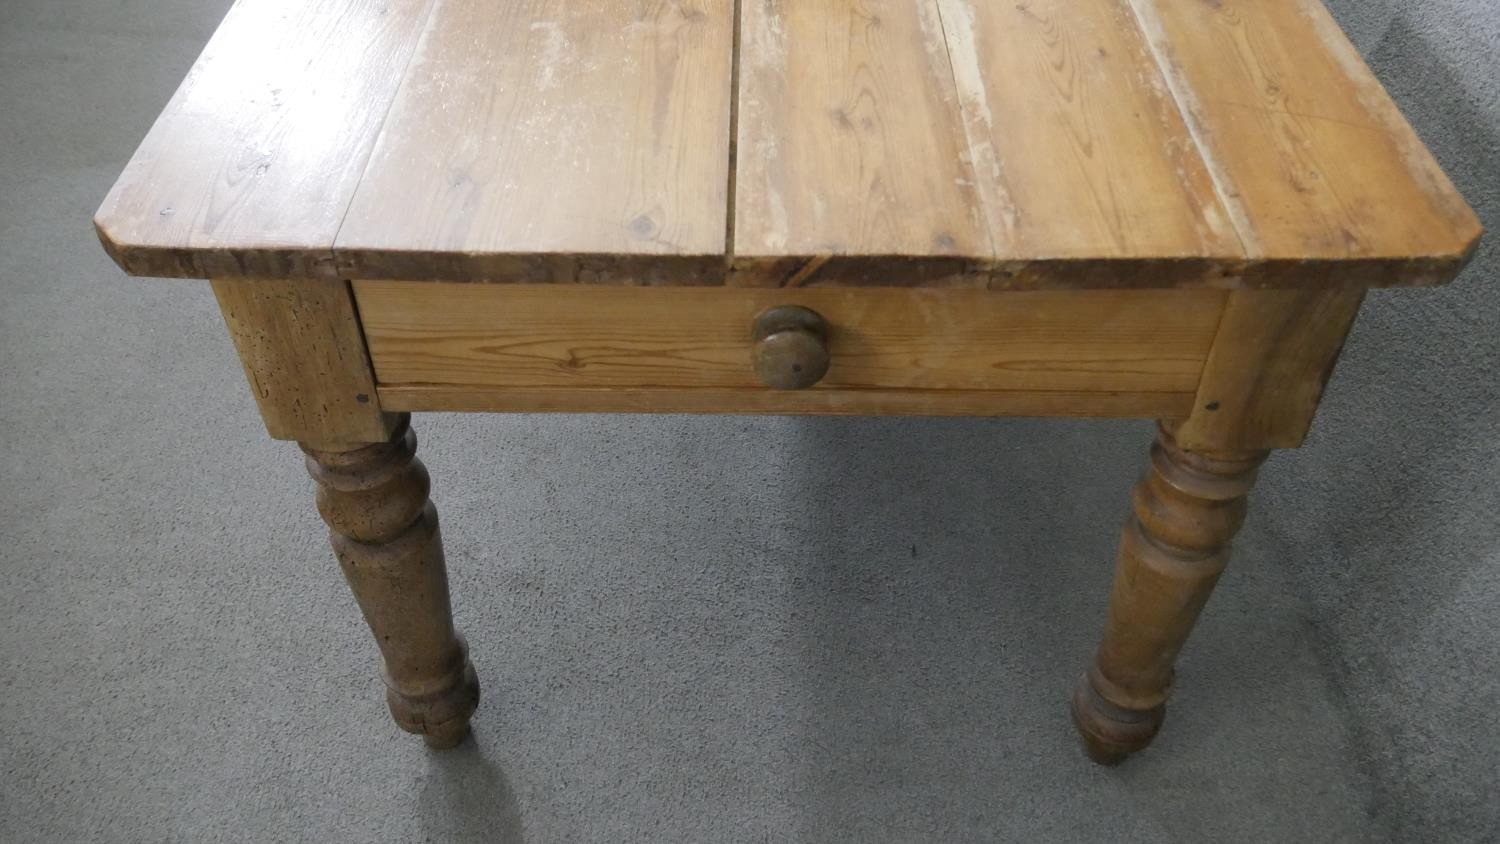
[[764, 187, 789, 250], [750, 0, 786, 70], [741, 2, 790, 251], [932, 0, 1019, 251], [1124, 0, 1265, 258], [758, 137, 788, 250], [1295, 0, 1475, 226], [530, 21, 572, 91]]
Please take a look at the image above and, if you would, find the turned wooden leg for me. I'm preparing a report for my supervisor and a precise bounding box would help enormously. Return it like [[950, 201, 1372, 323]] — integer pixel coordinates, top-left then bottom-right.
[[1072, 421, 1269, 765], [302, 414, 480, 748]]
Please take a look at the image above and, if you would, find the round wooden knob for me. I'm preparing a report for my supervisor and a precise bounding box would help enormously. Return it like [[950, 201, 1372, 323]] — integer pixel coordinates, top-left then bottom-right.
[[751, 306, 830, 390]]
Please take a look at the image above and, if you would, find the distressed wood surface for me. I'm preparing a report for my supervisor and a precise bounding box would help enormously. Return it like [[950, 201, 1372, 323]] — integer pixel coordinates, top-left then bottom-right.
[[933, 0, 1240, 261], [729, 0, 990, 287], [96, 0, 1480, 288], [352, 282, 1225, 396], [95, 0, 437, 279], [1130, 0, 1482, 285], [212, 277, 397, 446], [335, 0, 736, 284]]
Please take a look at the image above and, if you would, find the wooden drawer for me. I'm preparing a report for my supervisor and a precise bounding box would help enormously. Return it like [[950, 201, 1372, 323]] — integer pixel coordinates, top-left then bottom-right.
[[352, 281, 1226, 417]]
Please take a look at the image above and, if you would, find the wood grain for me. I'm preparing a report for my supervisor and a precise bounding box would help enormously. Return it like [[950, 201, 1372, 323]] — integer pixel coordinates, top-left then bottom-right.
[[1127, 0, 1482, 284], [933, 0, 1240, 261], [303, 416, 479, 749], [352, 281, 1225, 395], [1073, 422, 1269, 764], [96, 0, 1480, 289], [376, 385, 1196, 419], [212, 277, 397, 446], [1176, 288, 1366, 451], [334, 0, 735, 284], [730, 0, 991, 287], [94, 0, 438, 279]]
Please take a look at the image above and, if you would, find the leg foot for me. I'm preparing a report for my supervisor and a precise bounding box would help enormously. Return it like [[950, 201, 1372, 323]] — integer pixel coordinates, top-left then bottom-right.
[[1071, 670, 1164, 765], [411, 658, 479, 749], [387, 638, 480, 750], [304, 414, 480, 748], [1074, 422, 1268, 764]]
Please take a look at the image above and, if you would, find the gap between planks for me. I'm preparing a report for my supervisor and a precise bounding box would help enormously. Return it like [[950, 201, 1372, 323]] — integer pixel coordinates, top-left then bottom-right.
[[929, 0, 1010, 258], [725, 0, 744, 262], [327, 0, 447, 273], [1121, 0, 1261, 260], [309, 0, 1472, 287], [928, 0, 1241, 267]]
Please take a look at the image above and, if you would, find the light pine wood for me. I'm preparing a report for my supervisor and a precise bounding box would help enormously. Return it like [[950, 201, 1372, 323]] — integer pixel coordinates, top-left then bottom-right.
[[333, 0, 735, 284], [94, 0, 437, 279], [353, 282, 1225, 398], [1177, 289, 1366, 452], [1128, 0, 1482, 285], [211, 277, 397, 447], [931, 0, 1239, 260], [730, 0, 990, 287], [303, 417, 479, 749], [1072, 422, 1269, 764], [377, 385, 1196, 420], [95, 0, 1479, 289]]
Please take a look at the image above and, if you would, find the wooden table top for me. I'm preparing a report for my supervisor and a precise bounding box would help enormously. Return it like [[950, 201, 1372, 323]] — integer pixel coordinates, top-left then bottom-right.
[[95, 0, 1481, 290]]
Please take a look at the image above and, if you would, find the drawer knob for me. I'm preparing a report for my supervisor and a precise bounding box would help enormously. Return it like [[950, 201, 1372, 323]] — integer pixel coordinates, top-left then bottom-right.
[[751, 306, 830, 390]]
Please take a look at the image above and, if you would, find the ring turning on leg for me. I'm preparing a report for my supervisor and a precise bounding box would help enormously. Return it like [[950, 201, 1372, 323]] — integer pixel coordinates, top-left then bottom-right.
[[303, 415, 480, 749], [1072, 421, 1269, 764]]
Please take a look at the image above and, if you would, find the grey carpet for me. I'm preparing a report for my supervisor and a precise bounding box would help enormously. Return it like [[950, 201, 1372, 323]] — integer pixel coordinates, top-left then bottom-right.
[[1, 0, 1494, 841], [1270, 2, 1500, 841]]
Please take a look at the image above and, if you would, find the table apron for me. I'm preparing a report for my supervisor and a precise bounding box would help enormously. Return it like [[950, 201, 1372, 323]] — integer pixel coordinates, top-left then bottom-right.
[[351, 281, 1227, 419]]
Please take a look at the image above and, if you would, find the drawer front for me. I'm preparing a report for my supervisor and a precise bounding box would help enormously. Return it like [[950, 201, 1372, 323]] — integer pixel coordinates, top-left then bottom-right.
[[353, 281, 1225, 417]]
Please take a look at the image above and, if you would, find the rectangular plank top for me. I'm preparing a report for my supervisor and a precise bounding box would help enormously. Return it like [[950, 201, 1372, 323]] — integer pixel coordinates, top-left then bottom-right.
[[95, 0, 1481, 289]]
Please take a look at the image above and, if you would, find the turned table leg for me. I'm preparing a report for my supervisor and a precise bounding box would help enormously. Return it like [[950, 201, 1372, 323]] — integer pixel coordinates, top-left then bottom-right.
[[1072, 421, 1269, 764], [302, 414, 480, 748]]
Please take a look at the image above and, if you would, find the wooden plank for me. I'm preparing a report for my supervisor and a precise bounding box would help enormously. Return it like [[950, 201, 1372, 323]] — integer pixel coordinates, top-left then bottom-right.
[[334, 0, 735, 284], [1128, 0, 1482, 285], [378, 385, 1195, 419], [729, 0, 1479, 289], [94, 0, 438, 279], [96, 0, 1479, 290], [353, 281, 1225, 395], [932, 0, 1241, 262], [1176, 288, 1366, 451], [212, 277, 398, 446], [730, 0, 991, 287]]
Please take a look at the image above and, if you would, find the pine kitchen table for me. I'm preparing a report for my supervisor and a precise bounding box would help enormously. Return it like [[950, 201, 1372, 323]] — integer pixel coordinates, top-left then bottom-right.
[[96, 0, 1481, 763]]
